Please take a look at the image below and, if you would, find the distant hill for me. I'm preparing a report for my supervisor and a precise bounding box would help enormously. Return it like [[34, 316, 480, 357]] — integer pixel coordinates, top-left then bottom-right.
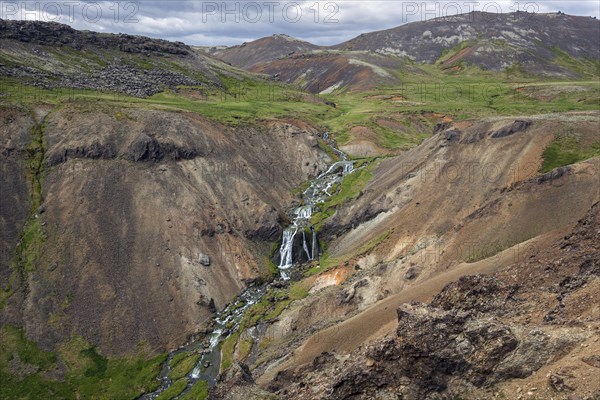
[[335, 12, 599, 73], [213, 12, 600, 93], [212, 34, 319, 69]]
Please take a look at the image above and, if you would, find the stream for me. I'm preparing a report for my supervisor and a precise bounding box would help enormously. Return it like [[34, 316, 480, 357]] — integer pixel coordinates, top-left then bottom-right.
[[140, 133, 357, 399]]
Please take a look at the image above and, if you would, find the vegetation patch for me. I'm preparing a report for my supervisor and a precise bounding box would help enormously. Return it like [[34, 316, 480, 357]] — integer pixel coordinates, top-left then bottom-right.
[[465, 233, 537, 263], [219, 332, 240, 371], [2, 118, 48, 309], [220, 280, 310, 371], [169, 353, 200, 381], [236, 338, 254, 362], [156, 378, 188, 400], [311, 160, 377, 229], [289, 281, 310, 300], [305, 231, 391, 277], [180, 379, 209, 400], [0, 326, 167, 399], [540, 131, 600, 173]]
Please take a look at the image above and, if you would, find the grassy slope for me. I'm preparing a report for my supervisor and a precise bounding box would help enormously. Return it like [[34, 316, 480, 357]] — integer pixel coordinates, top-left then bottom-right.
[[0, 326, 167, 400]]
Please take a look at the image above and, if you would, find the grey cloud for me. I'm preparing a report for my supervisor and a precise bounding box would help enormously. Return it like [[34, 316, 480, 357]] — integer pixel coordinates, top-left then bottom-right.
[[1, 0, 598, 46]]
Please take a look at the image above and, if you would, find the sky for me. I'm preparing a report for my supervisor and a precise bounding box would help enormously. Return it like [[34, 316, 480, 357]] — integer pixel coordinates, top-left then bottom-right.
[[1, 1, 599, 46]]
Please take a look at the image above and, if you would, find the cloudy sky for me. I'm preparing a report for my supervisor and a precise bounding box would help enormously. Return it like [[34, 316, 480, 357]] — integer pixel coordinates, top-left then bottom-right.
[[2, 1, 599, 45]]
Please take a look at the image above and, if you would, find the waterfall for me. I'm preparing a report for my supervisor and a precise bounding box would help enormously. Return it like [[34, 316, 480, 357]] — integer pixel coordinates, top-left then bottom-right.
[[275, 132, 357, 279], [302, 230, 311, 260], [279, 227, 298, 270], [311, 227, 316, 260]]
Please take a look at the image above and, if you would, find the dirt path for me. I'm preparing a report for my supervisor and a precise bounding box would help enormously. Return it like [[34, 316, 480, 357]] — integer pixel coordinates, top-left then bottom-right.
[[257, 234, 554, 386]]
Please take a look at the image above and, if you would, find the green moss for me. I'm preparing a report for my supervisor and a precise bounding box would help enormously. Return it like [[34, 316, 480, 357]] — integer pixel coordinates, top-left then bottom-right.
[[540, 131, 600, 173], [305, 231, 391, 277], [236, 338, 253, 362], [169, 353, 200, 381], [156, 378, 188, 400], [289, 281, 309, 300], [316, 138, 342, 161], [219, 332, 239, 371], [0, 326, 167, 400], [179, 380, 209, 400], [3, 118, 48, 308], [258, 337, 273, 351], [291, 180, 311, 196], [80, 347, 108, 377], [311, 162, 376, 229], [169, 351, 193, 368], [264, 299, 292, 321], [61, 337, 167, 399], [220, 282, 311, 371], [551, 47, 600, 79]]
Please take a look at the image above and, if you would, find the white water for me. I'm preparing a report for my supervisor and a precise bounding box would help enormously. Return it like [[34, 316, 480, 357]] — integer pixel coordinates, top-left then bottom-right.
[[279, 226, 298, 270], [276, 134, 356, 279]]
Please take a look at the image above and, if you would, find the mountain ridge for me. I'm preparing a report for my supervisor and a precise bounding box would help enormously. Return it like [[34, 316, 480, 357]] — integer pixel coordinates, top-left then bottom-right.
[[213, 11, 600, 92]]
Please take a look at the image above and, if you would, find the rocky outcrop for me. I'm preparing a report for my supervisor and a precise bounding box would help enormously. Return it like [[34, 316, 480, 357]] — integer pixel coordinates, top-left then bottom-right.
[[273, 299, 580, 400], [261, 202, 600, 399], [55, 64, 202, 98], [126, 134, 199, 162], [210, 362, 277, 399], [0, 20, 191, 55], [489, 120, 531, 138], [47, 142, 116, 166], [430, 275, 519, 314], [3, 62, 203, 98], [0, 20, 219, 97]]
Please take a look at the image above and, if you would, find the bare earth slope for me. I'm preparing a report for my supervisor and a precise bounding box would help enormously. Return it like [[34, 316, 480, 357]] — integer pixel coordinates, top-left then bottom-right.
[[205, 112, 599, 398], [0, 104, 331, 355], [267, 201, 600, 399]]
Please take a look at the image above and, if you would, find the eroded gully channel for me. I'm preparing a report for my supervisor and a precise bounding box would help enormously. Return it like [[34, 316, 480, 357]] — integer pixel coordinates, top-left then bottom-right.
[[140, 133, 359, 399]]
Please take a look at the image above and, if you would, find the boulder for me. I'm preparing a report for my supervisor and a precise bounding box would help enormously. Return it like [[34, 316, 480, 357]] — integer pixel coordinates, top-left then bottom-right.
[[198, 253, 211, 267]]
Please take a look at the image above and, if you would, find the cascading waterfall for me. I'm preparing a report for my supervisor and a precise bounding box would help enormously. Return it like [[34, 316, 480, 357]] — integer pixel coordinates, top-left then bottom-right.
[[302, 230, 311, 260], [311, 227, 316, 260], [279, 227, 297, 270], [275, 134, 356, 279], [142, 132, 362, 399]]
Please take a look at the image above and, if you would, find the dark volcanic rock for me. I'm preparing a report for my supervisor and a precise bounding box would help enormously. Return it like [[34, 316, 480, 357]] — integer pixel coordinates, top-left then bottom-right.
[[57, 64, 202, 97], [443, 129, 462, 142], [0, 19, 191, 55], [126, 134, 198, 162], [431, 274, 518, 314], [47, 142, 115, 166], [536, 165, 571, 183], [433, 121, 451, 134], [490, 120, 531, 138], [0, 20, 203, 97]]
